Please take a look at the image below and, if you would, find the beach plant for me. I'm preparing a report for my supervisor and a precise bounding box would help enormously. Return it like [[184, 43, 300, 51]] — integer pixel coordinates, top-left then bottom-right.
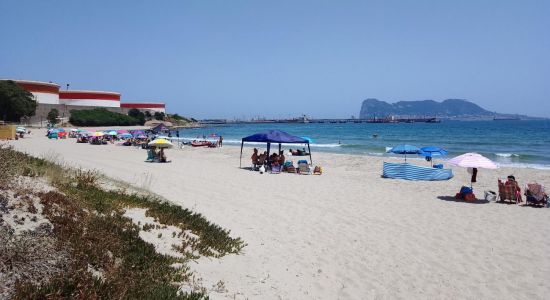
[[0, 146, 242, 299]]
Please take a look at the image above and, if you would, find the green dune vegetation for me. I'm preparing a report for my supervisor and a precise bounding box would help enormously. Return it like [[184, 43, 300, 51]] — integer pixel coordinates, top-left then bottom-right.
[[0, 145, 245, 299]]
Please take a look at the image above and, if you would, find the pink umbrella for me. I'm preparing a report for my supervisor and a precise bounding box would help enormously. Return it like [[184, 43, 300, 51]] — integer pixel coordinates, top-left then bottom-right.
[[448, 153, 498, 169], [448, 152, 497, 186], [117, 129, 128, 134]]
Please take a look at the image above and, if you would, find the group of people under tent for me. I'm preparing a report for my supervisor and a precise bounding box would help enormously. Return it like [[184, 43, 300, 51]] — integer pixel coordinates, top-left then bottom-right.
[[251, 148, 286, 169]]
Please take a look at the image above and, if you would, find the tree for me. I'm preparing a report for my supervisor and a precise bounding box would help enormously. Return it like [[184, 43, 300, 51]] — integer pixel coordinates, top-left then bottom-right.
[[144, 110, 152, 120], [127, 108, 146, 125], [154, 111, 165, 121], [47, 108, 59, 125], [0, 80, 37, 122]]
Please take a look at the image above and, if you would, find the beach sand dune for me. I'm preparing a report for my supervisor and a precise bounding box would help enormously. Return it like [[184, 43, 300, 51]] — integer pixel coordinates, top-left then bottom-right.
[[9, 130, 550, 299]]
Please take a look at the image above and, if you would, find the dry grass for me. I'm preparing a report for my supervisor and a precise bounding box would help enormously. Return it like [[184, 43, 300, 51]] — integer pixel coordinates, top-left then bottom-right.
[[0, 145, 244, 299]]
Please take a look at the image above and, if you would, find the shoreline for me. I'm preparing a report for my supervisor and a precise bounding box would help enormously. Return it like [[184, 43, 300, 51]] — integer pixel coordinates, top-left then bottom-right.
[[6, 129, 550, 299]]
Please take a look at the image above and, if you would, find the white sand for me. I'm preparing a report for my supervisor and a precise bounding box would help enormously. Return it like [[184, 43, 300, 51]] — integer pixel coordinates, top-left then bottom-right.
[[8, 129, 550, 299]]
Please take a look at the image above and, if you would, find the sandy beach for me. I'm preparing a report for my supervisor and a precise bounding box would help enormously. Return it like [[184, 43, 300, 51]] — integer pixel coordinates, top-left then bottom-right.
[[8, 129, 550, 299]]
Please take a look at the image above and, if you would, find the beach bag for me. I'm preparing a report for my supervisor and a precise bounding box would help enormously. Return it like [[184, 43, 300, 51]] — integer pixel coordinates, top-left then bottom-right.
[[313, 166, 323, 175], [456, 186, 475, 200], [460, 186, 473, 194], [464, 193, 476, 201], [484, 190, 497, 201]]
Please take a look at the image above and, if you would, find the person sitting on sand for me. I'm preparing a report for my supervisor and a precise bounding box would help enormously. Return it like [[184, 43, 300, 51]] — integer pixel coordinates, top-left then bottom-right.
[[258, 151, 267, 166], [504, 175, 523, 202], [251, 148, 259, 166], [150, 146, 158, 161], [160, 148, 167, 163], [279, 151, 285, 165], [270, 153, 280, 166]]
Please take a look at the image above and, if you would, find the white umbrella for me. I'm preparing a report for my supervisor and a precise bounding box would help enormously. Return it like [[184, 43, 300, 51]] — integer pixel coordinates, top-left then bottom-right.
[[448, 152, 497, 187], [448, 153, 497, 169]]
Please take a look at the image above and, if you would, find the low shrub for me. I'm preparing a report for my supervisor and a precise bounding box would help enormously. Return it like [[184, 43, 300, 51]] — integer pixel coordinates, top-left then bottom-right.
[[69, 108, 144, 126]]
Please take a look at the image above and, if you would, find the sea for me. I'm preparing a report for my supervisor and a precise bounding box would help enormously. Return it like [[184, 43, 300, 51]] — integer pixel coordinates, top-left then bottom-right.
[[177, 120, 550, 169]]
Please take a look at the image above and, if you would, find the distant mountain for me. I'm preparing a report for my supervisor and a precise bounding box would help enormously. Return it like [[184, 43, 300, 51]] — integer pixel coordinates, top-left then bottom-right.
[[359, 98, 494, 119]]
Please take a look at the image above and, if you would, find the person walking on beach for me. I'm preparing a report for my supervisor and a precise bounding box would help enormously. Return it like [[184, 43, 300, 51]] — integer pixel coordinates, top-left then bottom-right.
[[218, 135, 223, 147]]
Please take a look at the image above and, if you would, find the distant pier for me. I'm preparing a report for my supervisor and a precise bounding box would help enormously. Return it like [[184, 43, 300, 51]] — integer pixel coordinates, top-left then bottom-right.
[[199, 117, 440, 125]]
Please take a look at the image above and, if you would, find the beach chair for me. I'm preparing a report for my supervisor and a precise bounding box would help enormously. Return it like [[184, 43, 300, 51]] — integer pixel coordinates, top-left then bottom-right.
[[524, 183, 548, 206], [497, 179, 522, 203], [298, 162, 311, 175], [282, 161, 294, 173], [145, 149, 154, 162]]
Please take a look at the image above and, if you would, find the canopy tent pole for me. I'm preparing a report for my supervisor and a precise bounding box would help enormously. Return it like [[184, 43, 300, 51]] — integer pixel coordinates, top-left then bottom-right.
[[239, 140, 244, 168], [267, 142, 271, 158], [278, 143, 281, 154], [308, 143, 312, 164]]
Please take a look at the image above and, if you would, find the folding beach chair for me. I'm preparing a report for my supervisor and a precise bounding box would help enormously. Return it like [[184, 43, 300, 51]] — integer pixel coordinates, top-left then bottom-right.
[[298, 162, 311, 175], [524, 183, 548, 206], [282, 161, 296, 173], [497, 179, 522, 204], [145, 149, 155, 162]]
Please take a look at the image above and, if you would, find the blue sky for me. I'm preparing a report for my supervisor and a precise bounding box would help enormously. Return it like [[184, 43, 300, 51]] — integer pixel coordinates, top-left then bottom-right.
[[1, 1, 549, 118]]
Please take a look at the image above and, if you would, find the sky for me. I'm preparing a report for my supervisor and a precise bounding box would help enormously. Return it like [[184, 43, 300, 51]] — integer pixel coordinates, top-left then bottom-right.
[[1, 0, 549, 119]]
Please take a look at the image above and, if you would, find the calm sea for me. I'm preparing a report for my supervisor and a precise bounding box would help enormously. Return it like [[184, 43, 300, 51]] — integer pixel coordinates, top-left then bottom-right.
[[177, 120, 550, 169]]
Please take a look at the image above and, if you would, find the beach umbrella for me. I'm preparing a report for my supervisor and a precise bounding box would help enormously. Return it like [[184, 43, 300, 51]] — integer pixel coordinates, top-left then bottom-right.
[[92, 132, 104, 137], [136, 134, 147, 139], [419, 146, 448, 166], [117, 129, 128, 134], [388, 144, 421, 162], [107, 131, 117, 136], [119, 133, 132, 138], [448, 153, 497, 169], [16, 127, 26, 133], [448, 152, 497, 186], [57, 128, 65, 132], [420, 146, 448, 157], [148, 138, 173, 148], [132, 130, 145, 137]]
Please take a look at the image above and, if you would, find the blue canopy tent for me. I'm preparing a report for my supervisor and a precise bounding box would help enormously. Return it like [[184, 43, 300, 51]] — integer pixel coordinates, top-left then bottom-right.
[[240, 130, 311, 168]]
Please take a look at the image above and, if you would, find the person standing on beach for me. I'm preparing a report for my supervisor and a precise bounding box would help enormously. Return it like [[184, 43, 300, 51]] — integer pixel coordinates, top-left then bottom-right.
[[219, 135, 223, 147]]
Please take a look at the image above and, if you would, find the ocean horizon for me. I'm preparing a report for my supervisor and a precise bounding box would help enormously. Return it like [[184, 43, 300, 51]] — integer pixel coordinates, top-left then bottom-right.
[[177, 120, 550, 170]]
